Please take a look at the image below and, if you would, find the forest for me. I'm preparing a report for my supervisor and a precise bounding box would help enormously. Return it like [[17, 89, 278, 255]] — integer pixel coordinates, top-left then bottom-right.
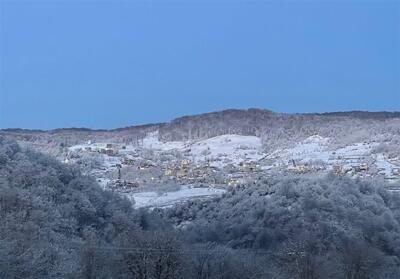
[[1, 136, 400, 278]]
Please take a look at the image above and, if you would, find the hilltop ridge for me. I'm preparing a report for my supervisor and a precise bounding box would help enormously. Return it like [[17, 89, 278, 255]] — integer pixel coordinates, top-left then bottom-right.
[[2, 108, 400, 133]]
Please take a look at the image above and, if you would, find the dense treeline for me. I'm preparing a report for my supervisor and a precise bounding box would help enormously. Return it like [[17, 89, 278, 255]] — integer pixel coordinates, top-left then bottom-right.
[[165, 175, 400, 278], [159, 109, 400, 150], [0, 137, 171, 278], [2, 136, 400, 278]]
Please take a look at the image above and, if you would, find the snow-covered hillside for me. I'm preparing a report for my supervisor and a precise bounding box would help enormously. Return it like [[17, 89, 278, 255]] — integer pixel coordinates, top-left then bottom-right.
[[68, 133, 399, 180], [264, 135, 399, 179], [62, 132, 400, 209], [138, 132, 264, 167], [269, 135, 331, 165], [140, 132, 186, 150]]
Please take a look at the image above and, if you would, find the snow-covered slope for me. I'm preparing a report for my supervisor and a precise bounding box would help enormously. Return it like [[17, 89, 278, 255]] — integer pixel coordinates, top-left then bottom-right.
[[187, 134, 264, 167], [129, 186, 226, 209], [269, 135, 377, 165], [141, 132, 186, 150], [375, 154, 398, 177], [139, 132, 264, 167], [269, 135, 330, 165], [66, 132, 400, 203]]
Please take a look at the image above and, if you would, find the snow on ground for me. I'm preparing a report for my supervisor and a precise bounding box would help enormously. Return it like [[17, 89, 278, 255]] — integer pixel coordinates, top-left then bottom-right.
[[269, 135, 331, 166], [266, 136, 381, 171], [375, 154, 397, 177], [102, 154, 121, 168], [329, 142, 376, 170], [68, 142, 140, 159], [140, 132, 186, 150], [128, 186, 226, 209], [67, 133, 399, 182], [333, 142, 374, 158], [140, 133, 264, 167], [68, 142, 117, 152], [188, 134, 264, 167]]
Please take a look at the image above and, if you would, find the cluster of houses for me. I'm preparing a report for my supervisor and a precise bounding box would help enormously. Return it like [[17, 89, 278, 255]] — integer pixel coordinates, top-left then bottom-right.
[[63, 142, 122, 161], [331, 163, 369, 174], [113, 155, 266, 188], [161, 159, 220, 182], [282, 155, 400, 180], [284, 160, 371, 176], [62, 140, 400, 193], [97, 143, 120, 156]]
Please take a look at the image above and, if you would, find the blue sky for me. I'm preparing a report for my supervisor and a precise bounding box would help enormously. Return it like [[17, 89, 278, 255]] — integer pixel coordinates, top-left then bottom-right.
[[0, 1, 399, 129]]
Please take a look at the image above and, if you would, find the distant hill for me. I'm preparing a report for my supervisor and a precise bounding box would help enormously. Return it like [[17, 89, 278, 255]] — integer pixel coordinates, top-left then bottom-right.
[[158, 109, 400, 146], [1, 108, 400, 151]]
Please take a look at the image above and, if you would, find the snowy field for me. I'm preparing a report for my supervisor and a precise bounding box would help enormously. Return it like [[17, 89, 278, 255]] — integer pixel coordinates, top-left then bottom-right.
[[269, 135, 331, 165], [187, 134, 264, 167], [269, 135, 379, 168], [138, 132, 264, 167], [128, 186, 226, 209], [375, 154, 398, 177], [140, 132, 187, 150]]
